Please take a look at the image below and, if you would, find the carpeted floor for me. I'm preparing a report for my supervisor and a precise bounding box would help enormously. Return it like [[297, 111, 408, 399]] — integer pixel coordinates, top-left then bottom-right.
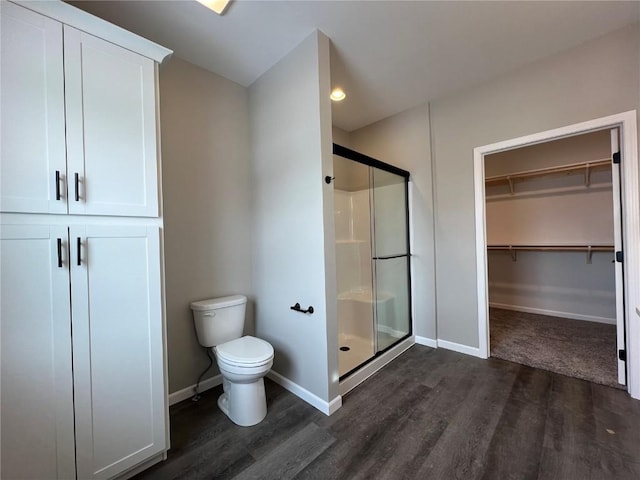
[[490, 307, 621, 388]]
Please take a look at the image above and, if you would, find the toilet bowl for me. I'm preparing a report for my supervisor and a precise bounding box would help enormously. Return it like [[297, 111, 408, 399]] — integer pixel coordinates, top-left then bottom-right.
[[191, 295, 274, 426], [214, 335, 274, 426]]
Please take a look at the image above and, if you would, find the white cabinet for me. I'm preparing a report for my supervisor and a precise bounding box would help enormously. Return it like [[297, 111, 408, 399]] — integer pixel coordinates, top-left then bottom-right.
[[0, 1, 171, 479], [0, 225, 76, 480], [0, 2, 67, 214], [64, 28, 159, 217], [70, 226, 165, 479], [1, 225, 165, 480], [1, 1, 159, 217]]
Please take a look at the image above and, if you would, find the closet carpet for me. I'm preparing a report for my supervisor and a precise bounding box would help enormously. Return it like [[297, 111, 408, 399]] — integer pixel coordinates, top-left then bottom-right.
[[490, 307, 619, 388]]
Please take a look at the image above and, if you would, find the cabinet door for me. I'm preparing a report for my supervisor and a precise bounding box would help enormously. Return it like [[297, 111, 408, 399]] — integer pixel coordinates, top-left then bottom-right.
[[0, 3, 67, 214], [70, 226, 165, 479], [64, 27, 159, 217], [0, 225, 75, 479]]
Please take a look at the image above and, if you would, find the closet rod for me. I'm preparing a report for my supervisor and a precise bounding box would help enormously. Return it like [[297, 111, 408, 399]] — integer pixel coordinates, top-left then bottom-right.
[[485, 158, 611, 184], [487, 245, 614, 251], [487, 245, 614, 264]]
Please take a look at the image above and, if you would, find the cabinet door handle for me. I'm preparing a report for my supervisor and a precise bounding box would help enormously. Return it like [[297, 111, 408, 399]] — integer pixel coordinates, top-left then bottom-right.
[[57, 238, 63, 268], [77, 237, 82, 266], [55, 170, 61, 200], [74, 173, 80, 201]]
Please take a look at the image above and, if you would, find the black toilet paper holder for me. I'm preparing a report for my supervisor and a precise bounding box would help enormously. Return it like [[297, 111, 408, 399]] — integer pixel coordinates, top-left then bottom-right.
[[291, 303, 314, 314]]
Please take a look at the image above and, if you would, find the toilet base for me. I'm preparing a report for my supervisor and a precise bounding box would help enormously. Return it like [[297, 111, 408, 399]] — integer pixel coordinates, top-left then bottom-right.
[[218, 377, 267, 427], [217, 392, 230, 417]]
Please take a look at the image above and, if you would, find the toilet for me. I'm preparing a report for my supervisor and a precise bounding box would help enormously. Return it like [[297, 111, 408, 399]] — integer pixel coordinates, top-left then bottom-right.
[[190, 295, 274, 426]]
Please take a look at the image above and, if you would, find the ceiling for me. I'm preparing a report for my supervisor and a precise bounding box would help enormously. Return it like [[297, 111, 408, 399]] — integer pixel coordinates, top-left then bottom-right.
[[68, 1, 640, 132]]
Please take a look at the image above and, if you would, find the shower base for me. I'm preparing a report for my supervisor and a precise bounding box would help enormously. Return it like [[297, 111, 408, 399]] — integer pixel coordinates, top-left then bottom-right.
[[338, 333, 374, 377]]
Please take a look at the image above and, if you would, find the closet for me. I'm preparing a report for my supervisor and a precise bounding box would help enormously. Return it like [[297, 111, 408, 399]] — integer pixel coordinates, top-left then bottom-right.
[[1, 1, 171, 479], [484, 129, 623, 387]]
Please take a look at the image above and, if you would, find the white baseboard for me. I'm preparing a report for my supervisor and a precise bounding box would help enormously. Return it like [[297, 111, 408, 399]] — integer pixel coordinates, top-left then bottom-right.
[[415, 336, 484, 359], [489, 302, 616, 325], [266, 370, 342, 416], [169, 371, 343, 415], [168, 374, 223, 406], [414, 336, 437, 348], [437, 339, 482, 358], [327, 395, 343, 415]]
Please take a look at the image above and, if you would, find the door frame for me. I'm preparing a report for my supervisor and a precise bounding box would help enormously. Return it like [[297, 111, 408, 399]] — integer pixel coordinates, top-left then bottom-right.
[[473, 110, 639, 399]]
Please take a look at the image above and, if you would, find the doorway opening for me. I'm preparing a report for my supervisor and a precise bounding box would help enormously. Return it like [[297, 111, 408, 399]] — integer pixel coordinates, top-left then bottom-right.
[[473, 111, 639, 397], [484, 130, 622, 387]]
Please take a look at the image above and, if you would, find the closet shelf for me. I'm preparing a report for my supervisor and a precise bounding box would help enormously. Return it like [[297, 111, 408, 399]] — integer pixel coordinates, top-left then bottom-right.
[[487, 244, 614, 264], [485, 158, 611, 194]]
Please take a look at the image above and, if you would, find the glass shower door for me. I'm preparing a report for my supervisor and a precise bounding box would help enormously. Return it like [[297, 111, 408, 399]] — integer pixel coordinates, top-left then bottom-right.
[[333, 154, 375, 377], [333, 143, 412, 379], [371, 168, 411, 352]]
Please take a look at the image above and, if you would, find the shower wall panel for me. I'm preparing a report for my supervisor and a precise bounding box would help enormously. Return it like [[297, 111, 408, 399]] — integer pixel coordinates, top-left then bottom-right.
[[334, 189, 372, 296]]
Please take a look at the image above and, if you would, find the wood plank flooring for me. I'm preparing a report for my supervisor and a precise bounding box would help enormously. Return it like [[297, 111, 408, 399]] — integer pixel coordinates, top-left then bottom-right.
[[134, 345, 640, 480]]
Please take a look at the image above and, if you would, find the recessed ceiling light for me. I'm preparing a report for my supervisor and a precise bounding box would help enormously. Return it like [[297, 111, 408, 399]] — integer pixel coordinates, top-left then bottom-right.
[[196, 0, 232, 15], [330, 88, 346, 102]]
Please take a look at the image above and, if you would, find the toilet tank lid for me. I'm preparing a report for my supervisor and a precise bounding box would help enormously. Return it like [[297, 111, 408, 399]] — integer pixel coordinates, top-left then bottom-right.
[[190, 294, 247, 311]]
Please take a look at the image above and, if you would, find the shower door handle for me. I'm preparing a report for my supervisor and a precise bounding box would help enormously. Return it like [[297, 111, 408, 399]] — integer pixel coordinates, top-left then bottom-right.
[[372, 253, 409, 260]]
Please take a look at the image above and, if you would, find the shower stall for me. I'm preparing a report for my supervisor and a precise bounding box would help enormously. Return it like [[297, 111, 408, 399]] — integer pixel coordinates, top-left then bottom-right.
[[332, 144, 412, 380]]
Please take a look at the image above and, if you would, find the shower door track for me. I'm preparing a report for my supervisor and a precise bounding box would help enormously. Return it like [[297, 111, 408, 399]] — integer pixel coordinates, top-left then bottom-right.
[[339, 331, 413, 381]]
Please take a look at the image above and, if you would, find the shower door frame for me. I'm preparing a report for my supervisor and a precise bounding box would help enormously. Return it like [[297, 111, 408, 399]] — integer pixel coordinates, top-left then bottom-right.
[[333, 143, 413, 382]]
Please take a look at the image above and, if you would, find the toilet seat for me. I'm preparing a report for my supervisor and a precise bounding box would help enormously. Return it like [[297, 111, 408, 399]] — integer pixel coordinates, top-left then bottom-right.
[[216, 336, 274, 367]]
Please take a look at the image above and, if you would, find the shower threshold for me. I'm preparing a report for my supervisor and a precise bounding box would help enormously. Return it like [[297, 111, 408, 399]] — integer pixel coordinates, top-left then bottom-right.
[[339, 335, 414, 395]]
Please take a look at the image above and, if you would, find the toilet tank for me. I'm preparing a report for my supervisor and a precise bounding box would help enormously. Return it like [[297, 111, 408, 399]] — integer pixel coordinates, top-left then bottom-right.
[[191, 295, 247, 347]]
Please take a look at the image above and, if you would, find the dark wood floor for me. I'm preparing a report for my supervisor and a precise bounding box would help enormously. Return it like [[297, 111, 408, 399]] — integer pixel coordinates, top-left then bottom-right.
[[135, 345, 640, 480]]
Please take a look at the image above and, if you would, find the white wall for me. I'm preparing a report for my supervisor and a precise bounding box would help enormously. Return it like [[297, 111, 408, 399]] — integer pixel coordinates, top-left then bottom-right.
[[159, 56, 252, 394], [488, 251, 616, 322], [486, 180, 613, 245], [250, 31, 338, 406], [430, 24, 639, 348], [348, 104, 436, 341], [332, 126, 352, 147], [484, 129, 611, 176]]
